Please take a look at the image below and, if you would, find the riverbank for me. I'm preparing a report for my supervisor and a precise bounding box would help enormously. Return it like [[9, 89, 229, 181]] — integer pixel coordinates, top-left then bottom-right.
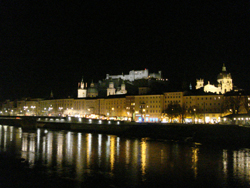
[[40, 122, 250, 146], [1, 117, 250, 147]]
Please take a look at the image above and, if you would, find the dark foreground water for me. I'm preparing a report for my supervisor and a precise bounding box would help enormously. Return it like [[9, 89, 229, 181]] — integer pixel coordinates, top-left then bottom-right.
[[1, 124, 250, 188]]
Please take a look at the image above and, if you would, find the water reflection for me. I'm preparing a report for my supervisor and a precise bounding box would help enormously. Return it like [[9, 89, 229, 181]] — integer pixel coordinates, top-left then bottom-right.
[[141, 138, 147, 181], [1, 125, 250, 187]]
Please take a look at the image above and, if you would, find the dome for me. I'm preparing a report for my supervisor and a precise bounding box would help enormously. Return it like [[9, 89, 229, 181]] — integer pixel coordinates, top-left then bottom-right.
[[217, 72, 231, 80], [87, 87, 98, 94], [217, 64, 231, 80]]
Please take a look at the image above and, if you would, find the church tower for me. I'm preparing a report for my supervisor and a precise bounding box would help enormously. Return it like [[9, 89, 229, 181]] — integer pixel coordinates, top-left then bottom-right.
[[116, 80, 127, 95], [217, 64, 233, 94], [196, 79, 204, 89], [77, 77, 87, 98], [107, 80, 116, 96]]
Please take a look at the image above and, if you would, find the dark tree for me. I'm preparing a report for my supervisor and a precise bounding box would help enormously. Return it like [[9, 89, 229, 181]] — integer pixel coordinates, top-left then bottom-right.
[[223, 92, 249, 114], [163, 102, 182, 123]]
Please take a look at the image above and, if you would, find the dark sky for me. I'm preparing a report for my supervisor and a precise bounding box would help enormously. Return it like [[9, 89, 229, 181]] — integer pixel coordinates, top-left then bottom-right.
[[1, 1, 250, 100]]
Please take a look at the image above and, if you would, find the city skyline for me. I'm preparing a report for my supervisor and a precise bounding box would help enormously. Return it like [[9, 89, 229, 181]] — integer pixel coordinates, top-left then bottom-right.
[[1, 1, 250, 100]]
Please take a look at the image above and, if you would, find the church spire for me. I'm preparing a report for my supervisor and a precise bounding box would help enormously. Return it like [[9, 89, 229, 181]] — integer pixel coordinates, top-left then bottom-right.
[[50, 90, 54, 98], [222, 64, 226, 72]]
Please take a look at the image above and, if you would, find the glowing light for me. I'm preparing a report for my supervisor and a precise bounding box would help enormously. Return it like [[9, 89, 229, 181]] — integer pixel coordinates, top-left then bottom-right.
[[141, 138, 147, 181]]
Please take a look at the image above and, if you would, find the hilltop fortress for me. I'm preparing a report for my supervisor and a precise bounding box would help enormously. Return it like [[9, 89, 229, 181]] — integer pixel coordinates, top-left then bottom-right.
[[106, 69, 162, 82]]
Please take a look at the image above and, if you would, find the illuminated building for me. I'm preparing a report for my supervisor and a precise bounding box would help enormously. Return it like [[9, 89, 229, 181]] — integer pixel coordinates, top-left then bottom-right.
[[77, 78, 87, 98], [106, 69, 162, 81], [87, 81, 98, 98], [183, 93, 224, 123], [196, 64, 233, 94], [134, 94, 164, 122]]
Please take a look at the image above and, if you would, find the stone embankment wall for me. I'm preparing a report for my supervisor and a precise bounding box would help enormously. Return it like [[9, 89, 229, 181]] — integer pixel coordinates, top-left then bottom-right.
[[1, 116, 250, 146]]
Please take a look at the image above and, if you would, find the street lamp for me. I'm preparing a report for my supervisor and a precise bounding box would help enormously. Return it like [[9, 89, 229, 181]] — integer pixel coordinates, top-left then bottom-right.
[[31, 106, 36, 116], [59, 107, 63, 116], [193, 108, 196, 124]]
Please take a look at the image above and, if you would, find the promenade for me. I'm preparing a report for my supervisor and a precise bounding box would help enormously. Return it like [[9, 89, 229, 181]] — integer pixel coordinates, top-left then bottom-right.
[[0, 116, 250, 146]]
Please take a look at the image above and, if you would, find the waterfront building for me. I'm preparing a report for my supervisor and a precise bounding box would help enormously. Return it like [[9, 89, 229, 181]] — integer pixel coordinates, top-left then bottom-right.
[[164, 91, 184, 108], [16, 98, 41, 116], [134, 94, 164, 122], [183, 92, 224, 123], [125, 95, 135, 120], [196, 64, 233, 94], [84, 98, 99, 117], [162, 91, 185, 123], [99, 96, 127, 119], [1, 100, 16, 116]]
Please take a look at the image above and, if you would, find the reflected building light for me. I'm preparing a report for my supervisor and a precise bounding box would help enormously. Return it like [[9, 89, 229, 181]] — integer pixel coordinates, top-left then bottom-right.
[[47, 132, 53, 166], [133, 139, 138, 165], [42, 136, 46, 161], [10, 126, 13, 141], [19, 127, 22, 139], [21, 133, 29, 161], [57, 133, 63, 166], [86, 133, 92, 169], [191, 146, 199, 179], [110, 136, 116, 173], [76, 132, 83, 181], [233, 149, 250, 181], [37, 129, 41, 153], [98, 134, 102, 166], [22, 133, 28, 152], [78, 133, 82, 149], [3, 126, 7, 151], [66, 131, 73, 165], [126, 140, 130, 166], [29, 133, 36, 166], [141, 138, 147, 181], [3, 125, 8, 132], [116, 137, 120, 158], [106, 136, 111, 164], [29, 133, 36, 152], [223, 150, 228, 176]]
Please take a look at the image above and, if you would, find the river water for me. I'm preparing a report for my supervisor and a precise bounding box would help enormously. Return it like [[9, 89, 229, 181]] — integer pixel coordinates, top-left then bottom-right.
[[0, 124, 250, 188]]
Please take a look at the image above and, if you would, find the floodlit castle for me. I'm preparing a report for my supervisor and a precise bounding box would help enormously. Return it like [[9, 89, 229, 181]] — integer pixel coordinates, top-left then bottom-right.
[[196, 64, 233, 94], [106, 69, 162, 81]]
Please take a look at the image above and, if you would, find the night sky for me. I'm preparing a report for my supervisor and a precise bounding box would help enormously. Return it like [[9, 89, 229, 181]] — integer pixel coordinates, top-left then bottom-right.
[[1, 1, 250, 100]]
